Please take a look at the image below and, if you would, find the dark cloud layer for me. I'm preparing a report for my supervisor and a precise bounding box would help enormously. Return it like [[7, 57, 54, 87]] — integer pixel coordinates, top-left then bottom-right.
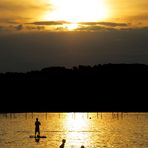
[[28, 21, 130, 32], [0, 21, 129, 32], [0, 27, 148, 72], [30, 21, 128, 27], [30, 21, 70, 26], [0, 24, 45, 32], [78, 22, 128, 27], [15, 24, 23, 31]]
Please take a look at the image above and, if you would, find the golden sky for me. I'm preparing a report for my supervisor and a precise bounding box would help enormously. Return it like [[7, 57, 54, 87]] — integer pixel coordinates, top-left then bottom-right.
[[0, 0, 148, 31], [0, 1, 148, 72]]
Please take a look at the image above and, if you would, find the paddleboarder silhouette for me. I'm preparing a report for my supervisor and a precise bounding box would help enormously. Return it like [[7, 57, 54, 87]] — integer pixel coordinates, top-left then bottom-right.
[[35, 118, 41, 137]]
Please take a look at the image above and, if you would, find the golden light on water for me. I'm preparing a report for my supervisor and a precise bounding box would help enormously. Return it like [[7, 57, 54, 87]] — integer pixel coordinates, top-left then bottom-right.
[[1, 113, 148, 147], [65, 113, 88, 131], [43, 0, 110, 25], [63, 113, 90, 147]]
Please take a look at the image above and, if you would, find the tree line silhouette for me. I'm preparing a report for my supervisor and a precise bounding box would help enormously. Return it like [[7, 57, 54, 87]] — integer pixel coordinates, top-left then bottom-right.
[[0, 63, 148, 81], [0, 63, 148, 112]]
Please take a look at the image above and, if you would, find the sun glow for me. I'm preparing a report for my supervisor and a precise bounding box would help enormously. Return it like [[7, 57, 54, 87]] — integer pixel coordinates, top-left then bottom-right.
[[43, 0, 110, 23], [63, 23, 79, 31]]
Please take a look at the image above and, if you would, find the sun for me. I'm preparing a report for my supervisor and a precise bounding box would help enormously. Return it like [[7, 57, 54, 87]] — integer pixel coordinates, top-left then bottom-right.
[[43, 0, 109, 23]]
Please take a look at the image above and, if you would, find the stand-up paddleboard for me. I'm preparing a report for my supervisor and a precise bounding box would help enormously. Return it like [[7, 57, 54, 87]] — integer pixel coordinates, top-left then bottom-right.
[[29, 135, 47, 138]]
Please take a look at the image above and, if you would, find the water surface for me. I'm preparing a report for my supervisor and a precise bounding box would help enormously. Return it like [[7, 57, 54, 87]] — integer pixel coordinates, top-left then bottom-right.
[[0, 112, 148, 148]]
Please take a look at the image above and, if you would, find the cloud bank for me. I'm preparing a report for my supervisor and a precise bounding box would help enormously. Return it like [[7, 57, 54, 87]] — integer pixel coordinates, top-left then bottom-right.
[[0, 27, 148, 72], [0, 0, 53, 24]]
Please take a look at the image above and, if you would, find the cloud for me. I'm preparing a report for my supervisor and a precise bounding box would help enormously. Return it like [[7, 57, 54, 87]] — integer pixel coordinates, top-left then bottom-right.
[[0, 24, 45, 32], [0, 0, 53, 24], [30, 21, 128, 27], [133, 15, 148, 21], [30, 21, 70, 26], [0, 18, 32, 25], [0, 1, 52, 12], [26, 25, 45, 31], [75, 25, 108, 32], [127, 14, 148, 22], [119, 13, 148, 27], [15, 24, 23, 31], [28, 21, 129, 32], [78, 22, 128, 27], [74, 22, 129, 32], [0, 20, 146, 32], [0, 27, 148, 72]]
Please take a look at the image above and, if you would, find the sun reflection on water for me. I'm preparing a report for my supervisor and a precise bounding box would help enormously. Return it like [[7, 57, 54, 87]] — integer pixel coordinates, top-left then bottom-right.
[[62, 113, 91, 147], [65, 113, 88, 131], [1, 113, 148, 148]]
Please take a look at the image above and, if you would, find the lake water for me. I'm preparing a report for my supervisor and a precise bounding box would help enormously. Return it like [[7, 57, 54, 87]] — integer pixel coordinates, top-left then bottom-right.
[[0, 112, 148, 148]]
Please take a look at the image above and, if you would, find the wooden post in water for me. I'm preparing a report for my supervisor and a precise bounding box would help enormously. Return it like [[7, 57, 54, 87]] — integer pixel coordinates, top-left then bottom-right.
[[112, 112, 114, 119], [87, 113, 89, 119], [137, 112, 139, 120], [32, 112, 33, 119], [13, 113, 16, 118], [97, 112, 99, 119], [46, 112, 48, 120], [117, 112, 119, 119], [10, 113, 12, 119], [121, 112, 123, 119], [25, 113, 27, 120], [101, 112, 102, 119], [3, 113, 8, 118], [5, 113, 7, 118], [112, 112, 116, 119]]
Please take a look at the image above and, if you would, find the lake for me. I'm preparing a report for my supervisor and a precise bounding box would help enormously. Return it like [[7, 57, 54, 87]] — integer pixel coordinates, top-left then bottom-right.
[[0, 112, 148, 148]]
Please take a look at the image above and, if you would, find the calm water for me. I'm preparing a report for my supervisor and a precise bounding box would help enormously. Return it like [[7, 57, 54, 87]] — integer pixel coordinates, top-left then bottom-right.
[[0, 112, 148, 148]]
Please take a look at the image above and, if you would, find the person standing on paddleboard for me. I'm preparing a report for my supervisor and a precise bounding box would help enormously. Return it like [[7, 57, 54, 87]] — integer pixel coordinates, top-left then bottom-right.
[[35, 118, 41, 137]]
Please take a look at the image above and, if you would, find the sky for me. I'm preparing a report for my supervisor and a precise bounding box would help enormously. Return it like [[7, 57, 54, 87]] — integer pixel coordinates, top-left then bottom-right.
[[0, 0, 148, 72]]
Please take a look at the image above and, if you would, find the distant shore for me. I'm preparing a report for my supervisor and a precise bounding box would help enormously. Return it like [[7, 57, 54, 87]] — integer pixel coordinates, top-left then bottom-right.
[[0, 63, 148, 78], [0, 63, 147, 112]]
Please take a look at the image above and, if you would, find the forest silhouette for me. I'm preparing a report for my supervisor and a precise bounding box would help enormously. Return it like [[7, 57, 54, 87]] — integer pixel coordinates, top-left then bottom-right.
[[0, 64, 147, 112], [1, 63, 148, 81]]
